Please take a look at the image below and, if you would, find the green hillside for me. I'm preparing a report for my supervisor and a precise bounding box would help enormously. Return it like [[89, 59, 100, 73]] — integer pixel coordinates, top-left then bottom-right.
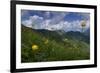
[[21, 25, 90, 63]]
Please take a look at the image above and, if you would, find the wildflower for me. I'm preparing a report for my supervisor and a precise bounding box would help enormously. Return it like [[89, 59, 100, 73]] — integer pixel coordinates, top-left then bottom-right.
[[81, 20, 86, 32], [44, 39, 49, 44], [32, 44, 39, 51]]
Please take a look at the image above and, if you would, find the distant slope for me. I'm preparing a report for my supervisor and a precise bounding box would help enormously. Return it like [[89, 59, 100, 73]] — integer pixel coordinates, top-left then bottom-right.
[[64, 31, 90, 43], [32, 29, 64, 42], [21, 25, 90, 63]]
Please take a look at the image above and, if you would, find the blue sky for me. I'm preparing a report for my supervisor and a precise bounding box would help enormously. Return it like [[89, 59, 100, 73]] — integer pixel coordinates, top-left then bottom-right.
[[21, 10, 90, 32]]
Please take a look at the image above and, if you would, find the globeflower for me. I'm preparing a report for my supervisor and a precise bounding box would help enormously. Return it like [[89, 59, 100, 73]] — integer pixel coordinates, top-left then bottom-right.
[[32, 44, 39, 51]]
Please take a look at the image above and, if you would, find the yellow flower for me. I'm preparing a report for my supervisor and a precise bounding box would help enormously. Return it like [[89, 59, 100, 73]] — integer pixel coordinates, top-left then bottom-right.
[[44, 39, 49, 44], [32, 44, 38, 51], [81, 20, 86, 27]]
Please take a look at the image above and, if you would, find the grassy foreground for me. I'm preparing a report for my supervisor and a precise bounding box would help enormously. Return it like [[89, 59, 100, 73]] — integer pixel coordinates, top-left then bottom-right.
[[21, 25, 90, 63]]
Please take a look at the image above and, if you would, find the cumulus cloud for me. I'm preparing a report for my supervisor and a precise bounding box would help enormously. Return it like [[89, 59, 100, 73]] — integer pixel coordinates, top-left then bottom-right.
[[66, 20, 89, 32], [22, 20, 32, 28], [21, 11, 90, 32], [22, 15, 44, 29]]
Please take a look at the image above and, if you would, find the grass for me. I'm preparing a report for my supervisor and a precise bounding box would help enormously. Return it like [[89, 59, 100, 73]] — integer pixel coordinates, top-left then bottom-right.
[[21, 25, 90, 63]]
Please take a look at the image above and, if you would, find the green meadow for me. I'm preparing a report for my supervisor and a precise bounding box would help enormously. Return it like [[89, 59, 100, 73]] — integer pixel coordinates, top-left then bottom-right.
[[21, 25, 90, 63]]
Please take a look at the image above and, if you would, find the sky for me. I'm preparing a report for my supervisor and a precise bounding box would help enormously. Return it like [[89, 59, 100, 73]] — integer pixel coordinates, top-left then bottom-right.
[[21, 10, 90, 32]]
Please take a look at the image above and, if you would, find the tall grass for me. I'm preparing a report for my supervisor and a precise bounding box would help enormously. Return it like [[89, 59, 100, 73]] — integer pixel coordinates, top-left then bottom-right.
[[21, 26, 90, 63]]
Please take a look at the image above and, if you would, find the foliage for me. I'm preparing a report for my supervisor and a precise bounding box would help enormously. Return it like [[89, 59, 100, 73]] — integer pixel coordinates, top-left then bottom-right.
[[21, 25, 90, 63]]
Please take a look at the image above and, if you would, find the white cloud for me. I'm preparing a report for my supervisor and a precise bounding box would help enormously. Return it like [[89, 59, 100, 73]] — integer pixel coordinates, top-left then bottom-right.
[[22, 15, 44, 29], [29, 15, 43, 20], [22, 20, 32, 28], [58, 20, 90, 32], [44, 21, 64, 31], [22, 14, 90, 32]]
